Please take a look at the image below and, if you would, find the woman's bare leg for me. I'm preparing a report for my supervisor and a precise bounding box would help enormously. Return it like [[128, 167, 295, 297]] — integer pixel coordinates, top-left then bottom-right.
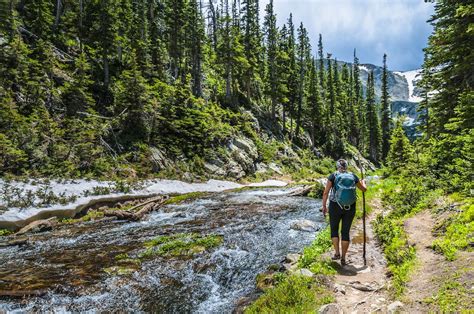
[[332, 237, 340, 256]]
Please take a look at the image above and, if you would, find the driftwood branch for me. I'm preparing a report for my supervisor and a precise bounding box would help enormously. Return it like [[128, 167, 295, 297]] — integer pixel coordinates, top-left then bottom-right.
[[288, 185, 313, 197], [103, 196, 168, 221]]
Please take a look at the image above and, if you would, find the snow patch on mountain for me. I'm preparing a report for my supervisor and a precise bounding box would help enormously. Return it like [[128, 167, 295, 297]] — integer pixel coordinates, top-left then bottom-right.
[[358, 65, 370, 72], [394, 69, 423, 102]]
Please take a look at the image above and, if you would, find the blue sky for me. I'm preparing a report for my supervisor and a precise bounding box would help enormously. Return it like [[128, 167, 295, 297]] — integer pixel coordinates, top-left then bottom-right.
[[267, 0, 435, 71]]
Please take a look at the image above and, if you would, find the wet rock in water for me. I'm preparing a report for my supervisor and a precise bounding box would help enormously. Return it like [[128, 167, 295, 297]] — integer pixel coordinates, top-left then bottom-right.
[[290, 219, 317, 232], [319, 303, 343, 314], [387, 301, 404, 313], [295, 268, 314, 278], [17, 217, 56, 235], [172, 212, 186, 218], [233, 294, 259, 314], [285, 253, 301, 264]]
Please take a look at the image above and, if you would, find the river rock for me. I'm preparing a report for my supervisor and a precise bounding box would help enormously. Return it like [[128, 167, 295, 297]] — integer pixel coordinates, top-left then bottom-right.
[[387, 301, 404, 313], [17, 218, 56, 235], [282, 263, 298, 272], [296, 268, 314, 278], [290, 219, 317, 232], [319, 303, 343, 314], [285, 253, 301, 264]]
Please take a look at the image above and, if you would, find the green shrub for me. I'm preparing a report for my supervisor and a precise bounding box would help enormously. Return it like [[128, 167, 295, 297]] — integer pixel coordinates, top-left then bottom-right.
[[0, 229, 13, 236], [432, 200, 474, 260], [245, 274, 334, 313]]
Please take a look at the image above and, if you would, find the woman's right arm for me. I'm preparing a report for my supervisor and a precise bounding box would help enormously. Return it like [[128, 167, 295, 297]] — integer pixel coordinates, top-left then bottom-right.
[[322, 180, 332, 216]]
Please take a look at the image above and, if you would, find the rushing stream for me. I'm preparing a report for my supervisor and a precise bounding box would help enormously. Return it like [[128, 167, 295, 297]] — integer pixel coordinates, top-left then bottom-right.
[[0, 187, 324, 313]]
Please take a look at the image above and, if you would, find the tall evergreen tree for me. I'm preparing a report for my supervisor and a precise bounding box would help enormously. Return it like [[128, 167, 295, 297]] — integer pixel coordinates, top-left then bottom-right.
[[241, 0, 262, 99], [295, 22, 310, 139], [380, 53, 391, 161], [308, 57, 322, 147], [263, 0, 278, 119], [286, 14, 298, 137], [366, 70, 382, 163]]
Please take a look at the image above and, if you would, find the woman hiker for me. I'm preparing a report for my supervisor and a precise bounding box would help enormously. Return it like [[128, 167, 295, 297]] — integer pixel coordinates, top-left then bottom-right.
[[322, 159, 367, 266]]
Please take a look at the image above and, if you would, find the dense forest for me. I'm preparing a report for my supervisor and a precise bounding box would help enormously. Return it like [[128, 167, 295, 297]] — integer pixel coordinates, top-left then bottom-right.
[[0, 0, 390, 179]]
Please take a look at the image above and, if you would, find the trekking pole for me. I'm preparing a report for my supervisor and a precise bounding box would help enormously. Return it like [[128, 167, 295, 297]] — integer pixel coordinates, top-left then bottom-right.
[[358, 157, 367, 266]]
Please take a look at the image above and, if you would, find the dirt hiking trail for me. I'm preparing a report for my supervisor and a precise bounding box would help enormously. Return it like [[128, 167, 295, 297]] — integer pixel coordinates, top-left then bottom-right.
[[323, 197, 394, 313]]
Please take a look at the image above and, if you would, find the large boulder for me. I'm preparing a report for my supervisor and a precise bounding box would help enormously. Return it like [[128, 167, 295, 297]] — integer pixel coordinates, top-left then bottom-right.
[[149, 147, 170, 171]]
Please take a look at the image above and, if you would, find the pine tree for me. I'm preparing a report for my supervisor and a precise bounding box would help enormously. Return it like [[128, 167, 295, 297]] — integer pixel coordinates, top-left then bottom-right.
[[129, 0, 150, 73], [286, 14, 298, 137], [241, 0, 262, 100], [420, 1, 474, 192], [295, 22, 310, 139], [387, 118, 414, 171], [277, 25, 291, 135], [22, 0, 54, 39], [186, 0, 205, 97], [308, 57, 322, 147], [366, 71, 382, 163], [61, 53, 94, 116], [317, 34, 325, 92], [114, 54, 151, 145], [263, 0, 278, 119], [380, 53, 391, 161], [148, 0, 168, 79], [167, 0, 187, 81]]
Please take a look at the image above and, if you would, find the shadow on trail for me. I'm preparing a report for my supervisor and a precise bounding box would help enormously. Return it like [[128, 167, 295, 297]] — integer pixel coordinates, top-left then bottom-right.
[[334, 263, 370, 276]]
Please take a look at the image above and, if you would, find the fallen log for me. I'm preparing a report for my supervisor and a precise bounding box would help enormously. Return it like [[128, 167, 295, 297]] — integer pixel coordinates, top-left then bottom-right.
[[288, 185, 313, 197], [16, 217, 57, 235], [103, 196, 168, 221]]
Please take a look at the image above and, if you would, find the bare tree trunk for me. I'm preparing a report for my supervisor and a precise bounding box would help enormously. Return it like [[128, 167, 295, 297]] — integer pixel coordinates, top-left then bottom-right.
[[54, 0, 62, 29]]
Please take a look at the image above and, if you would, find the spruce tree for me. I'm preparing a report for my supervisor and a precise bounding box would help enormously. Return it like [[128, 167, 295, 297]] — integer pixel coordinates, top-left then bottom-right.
[[241, 0, 262, 99], [308, 57, 322, 147], [263, 0, 278, 119], [381, 53, 391, 161], [387, 118, 414, 171], [366, 71, 382, 163], [295, 22, 310, 139], [286, 14, 298, 138]]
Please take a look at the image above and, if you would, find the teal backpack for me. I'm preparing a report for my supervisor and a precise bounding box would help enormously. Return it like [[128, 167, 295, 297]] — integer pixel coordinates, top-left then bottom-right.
[[333, 172, 357, 209]]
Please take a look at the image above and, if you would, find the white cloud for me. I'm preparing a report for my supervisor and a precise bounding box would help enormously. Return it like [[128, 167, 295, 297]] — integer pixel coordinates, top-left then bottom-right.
[[265, 0, 434, 70]]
